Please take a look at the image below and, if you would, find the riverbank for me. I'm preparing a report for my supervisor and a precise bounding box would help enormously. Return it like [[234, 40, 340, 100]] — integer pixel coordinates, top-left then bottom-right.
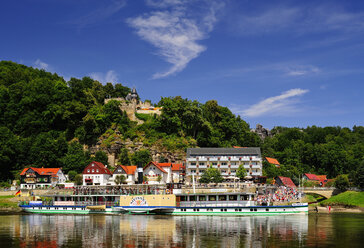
[[0, 195, 22, 212]]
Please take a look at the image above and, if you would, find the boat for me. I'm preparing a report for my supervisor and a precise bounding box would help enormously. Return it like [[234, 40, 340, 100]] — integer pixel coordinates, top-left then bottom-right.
[[117, 192, 308, 216], [19, 188, 308, 215]]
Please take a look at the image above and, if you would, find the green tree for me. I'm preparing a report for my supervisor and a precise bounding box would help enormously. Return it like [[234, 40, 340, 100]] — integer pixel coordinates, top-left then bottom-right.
[[60, 140, 90, 173], [119, 148, 130, 165], [74, 174, 83, 185], [334, 175, 350, 192], [114, 175, 126, 185], [354, 161, 364, 188], [236, 164, 247, 180], [94, 150, 108, 166], [199, 168, 223, 184], [131, 149, 151, 167], [68, 170, 77, 181]]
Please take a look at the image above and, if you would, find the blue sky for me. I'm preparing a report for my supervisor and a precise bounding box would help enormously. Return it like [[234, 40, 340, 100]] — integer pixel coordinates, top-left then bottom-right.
[[1, 0, 364, 129]]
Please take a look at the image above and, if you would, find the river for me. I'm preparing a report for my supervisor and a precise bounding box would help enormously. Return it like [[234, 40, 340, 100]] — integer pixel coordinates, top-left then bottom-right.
[[0, 213, 363, 247]]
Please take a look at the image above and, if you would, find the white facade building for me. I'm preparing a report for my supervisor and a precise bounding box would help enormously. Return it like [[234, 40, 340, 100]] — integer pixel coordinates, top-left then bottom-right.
[[186, 147, 263, 180], [143, 162, 185, 184], [82, 161, 112, 186]]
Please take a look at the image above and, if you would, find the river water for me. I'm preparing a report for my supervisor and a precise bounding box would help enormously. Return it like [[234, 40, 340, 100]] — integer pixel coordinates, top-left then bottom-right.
[[0, 213, 363, 247]]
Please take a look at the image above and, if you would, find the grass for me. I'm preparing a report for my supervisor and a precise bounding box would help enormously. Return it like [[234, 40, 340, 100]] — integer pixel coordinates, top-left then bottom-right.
[[0, 195, 19, 208], [320, 191, 364, 208]]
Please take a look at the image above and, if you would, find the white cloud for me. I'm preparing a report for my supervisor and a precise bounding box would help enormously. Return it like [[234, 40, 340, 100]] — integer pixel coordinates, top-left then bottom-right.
[[127, 1, 222, 78], [90, 70, 118, 83], [233, 5, 364, 35], [71, 0, 126, 28], [285, 65, 320, 76], [33, 59, 49, 70], [233, 88, 309, 118]]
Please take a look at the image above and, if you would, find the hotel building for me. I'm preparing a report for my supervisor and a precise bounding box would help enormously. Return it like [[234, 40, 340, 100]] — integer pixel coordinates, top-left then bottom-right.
[[186, 147, 263, 180]]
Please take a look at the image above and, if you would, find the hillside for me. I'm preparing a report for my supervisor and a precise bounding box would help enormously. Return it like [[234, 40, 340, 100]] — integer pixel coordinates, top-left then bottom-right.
[[0, 61, 363, 188]]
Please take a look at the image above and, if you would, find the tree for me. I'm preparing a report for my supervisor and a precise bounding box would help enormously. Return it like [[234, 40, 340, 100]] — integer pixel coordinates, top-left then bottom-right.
[[60, 140, 90, 173], [119, 148, 130, 165], [199, 168, 223, 184], [68, 170, 77, 181], [94, 151, 108, 166], [74, 174, 83, 185], [115, 175, 126, 185], [236, 164, 247, 180], [131, 149, 151, 167], [354, 161, 364, 188], [334, 174, 349, 192], [143, 175, 148, 183]]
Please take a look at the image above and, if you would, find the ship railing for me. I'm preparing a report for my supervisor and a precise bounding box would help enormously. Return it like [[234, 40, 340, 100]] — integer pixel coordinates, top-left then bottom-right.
[[179, 201, 252, 208], [50, 201, 118, 207]]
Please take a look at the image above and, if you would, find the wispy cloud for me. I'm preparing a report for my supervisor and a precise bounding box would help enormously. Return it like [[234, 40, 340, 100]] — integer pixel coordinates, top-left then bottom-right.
[[233, 5, 364, 36], [90, 70, 118, 83], [232, 88, 309, 118], [71, 0, 126, 28], [285, 65, 320, 76], [33, 59, 49, 70], [127, 0, 223, 78]]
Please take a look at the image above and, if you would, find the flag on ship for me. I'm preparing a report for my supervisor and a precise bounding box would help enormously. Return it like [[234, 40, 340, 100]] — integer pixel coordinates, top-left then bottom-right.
[[15, 190, 21, 196]]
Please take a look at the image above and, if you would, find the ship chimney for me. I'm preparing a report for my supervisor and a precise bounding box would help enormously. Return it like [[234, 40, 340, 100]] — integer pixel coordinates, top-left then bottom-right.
[[137, 163, 143, 184]]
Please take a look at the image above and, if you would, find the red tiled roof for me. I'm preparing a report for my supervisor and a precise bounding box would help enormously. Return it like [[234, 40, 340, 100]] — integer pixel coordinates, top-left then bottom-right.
[[120, 165, 137, 175], [316, 175, 327, 181], [276, 176, 296, 188], [20, 167, 61, 176], [266, 157, 280, 165], [171, 163, 185, 171], [144, 161, 167, 173], [158, 163, 173, 167], [304, 173, 320, 181], [83, 161, 112, 175]]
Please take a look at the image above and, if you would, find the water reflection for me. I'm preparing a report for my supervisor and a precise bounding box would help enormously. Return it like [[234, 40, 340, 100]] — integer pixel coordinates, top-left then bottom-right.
[[0, 213, 363, 247]]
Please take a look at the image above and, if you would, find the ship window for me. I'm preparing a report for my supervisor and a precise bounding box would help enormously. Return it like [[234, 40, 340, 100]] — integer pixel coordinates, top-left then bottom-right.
[[250, 208, 253, 212], [235, 209, 238, 211], [63, 208, 67, 210], [209, 195, 216, 201], [266, 208, 269, 211], [218, 195, 226, 201], [189, 196, 196, 201], [198, 195, 206, 201], [254, 208, 257, 212], [221, 209, 224, 212], [39, 207, 42, 209], [224, 209, 227, 212], [229, 195, 237, 201], [239, 209, 242, 212]]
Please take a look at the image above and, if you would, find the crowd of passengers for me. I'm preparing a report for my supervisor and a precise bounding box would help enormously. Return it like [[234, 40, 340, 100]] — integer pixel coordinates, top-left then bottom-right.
[[256, 186, 302, 205], [71, 186, 169, 195]]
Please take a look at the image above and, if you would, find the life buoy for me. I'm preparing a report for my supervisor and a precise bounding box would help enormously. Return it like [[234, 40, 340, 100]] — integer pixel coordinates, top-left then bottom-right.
[[166, 189, 170, 194]]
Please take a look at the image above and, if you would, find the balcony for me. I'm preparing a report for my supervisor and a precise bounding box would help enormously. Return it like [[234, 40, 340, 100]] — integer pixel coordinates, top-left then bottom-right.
[[209, 157, 218, 161], [230, 156, 240, 161], [187, 158, 197, 162], [251, 165, 261, 169], [199, 165, 207, 169], [188, 165, 197, 169]]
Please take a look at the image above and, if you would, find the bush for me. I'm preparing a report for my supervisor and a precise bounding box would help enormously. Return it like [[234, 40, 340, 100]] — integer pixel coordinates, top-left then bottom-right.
[[68, 170, 77, 181], [303, 180, 321, 187], [334, 175, 349, 192]]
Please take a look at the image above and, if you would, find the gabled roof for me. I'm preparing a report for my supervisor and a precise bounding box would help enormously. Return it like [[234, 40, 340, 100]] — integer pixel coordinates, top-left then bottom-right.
[[265, 157, 280, 165], [276, 176, 296, 188], [83, 161, 112, 175], [144, 161, 167, 173], [316, 175, 327, 181], [120, 165, 137, 175], [304, 173, 320, 181], [20, 167, 61, 176]]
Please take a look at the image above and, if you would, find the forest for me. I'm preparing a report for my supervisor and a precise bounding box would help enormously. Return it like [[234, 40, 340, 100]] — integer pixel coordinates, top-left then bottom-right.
[[0, 61, 363, 187]]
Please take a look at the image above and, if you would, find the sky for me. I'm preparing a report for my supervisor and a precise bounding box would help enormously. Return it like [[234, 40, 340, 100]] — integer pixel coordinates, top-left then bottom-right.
[[1, 0, 364, 129]]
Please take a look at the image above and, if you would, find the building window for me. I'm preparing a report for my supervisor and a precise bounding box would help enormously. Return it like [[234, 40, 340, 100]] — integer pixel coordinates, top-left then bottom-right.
[[92, 169, 94, 172], [199, 162, 205, 166], [96, 169, 99, 173], [190, 162, 196, 165], [221, 162, 227, 165], [212, 162, 217, 166], [87, 169, 90, 173]]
